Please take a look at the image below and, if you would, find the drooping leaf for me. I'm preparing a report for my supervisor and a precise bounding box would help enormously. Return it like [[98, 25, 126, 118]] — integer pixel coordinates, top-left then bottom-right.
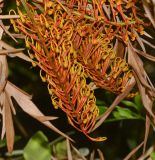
[[66, 139, 72, 160], [4, 91, 15, 153], [5, 81, 72, 141]]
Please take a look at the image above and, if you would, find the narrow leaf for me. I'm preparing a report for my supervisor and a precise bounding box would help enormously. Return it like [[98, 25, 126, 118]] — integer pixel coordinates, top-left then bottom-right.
[[5, 81, 72, 141], [121, 100, 138, 109], [93, 77, 136, 131], [114, 106, 138, 119], [97, 149, 105, 160], [1, 93, 5, 139], [124, 141, 144, 160], [143, 0, 155, 28], [4, 91, 15, 153], [66, 139, 72, 160], [0, 40, 31, 62], [0, 56, 8, 94], [137, 145, 154, 160], [89, 150, 95, 160]]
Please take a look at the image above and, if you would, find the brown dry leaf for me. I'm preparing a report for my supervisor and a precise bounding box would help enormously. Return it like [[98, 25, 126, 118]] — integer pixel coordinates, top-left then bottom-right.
[[4, 91, 15, 153], [102, 3, 110, 20], [0, 27, 6, 143], [0, 53, 7, 95], [0, 40, 31, 62], [136, 77, 154, 152], [114, 39, 125, 58], [0, 63, 6, 94], [97, 149, 105, 160], [133, 29, 146, 53], [5, 81, 72, 141], [128, 43, 155, 92], [71, 144, 87, 160], [1, 92, 5, 139], [35, 116, 58, 122], [0, 20, 17, 43], [141, 38, 155, 49], [124, 141, 144, 160], [143, 0, 155, 28], [93, 76, 136, 131], [0, 15, 19, 19], [143, 31, 153, 39], [66, 139, 73, 160], [0, 55, 15, 148], [137, 145, 154, 160], [0, 48, 25, 55], [7, 91, 16, 115], [0, 56, 7, 83], [0, 60, 7, 142], [128, 43, 155, 152], [134, 48, 155, 62], [143, 116, 151, 153], [0, 25, 3, 39], [89, 150, 95, 160], [135, 73, 154, 120]]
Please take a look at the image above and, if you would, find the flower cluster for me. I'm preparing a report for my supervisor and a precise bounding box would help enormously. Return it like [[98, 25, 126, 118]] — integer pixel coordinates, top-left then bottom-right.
[[10, 0, 149, 140]]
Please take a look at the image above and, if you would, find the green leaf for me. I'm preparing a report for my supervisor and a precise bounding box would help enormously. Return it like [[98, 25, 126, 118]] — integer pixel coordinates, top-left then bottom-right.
[[55, 140, 67, 159], [150, 152, 155, 159], [98, 106, 107, 115], [0, 140, 7, 148], [117, 107, 135, 118], [113, 107, 140, 119], [121, 100, 138, 110], [113, 111, 121, 119], [96, 99, 107, 115], [134, 95, 143, 111], [23, 131, 51, 160]]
